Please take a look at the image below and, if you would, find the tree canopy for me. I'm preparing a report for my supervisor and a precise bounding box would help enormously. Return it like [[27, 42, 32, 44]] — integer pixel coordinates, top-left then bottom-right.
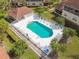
[[0, 0, 11, 10], [51, 38, 66, 53], [33, 7, 48, 15], [63, 27, 77, 38], [9, 40, 28, 58], [54, 17, 65, 25]]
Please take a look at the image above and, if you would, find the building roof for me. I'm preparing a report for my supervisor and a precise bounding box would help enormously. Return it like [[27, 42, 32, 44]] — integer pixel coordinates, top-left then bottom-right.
[[57, 0, 79, 11], [8, 6, 32, 20], [56, 2, 64, 11], [0, 47, 10, 59], [56, 0, 68, 11], [65, 0, 79, 9]]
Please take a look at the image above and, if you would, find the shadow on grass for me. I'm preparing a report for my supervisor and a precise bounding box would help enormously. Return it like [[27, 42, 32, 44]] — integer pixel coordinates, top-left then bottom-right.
[[76, 31, 79, 37], [48, 51, 58, 59], [67, 54, 79, 59]]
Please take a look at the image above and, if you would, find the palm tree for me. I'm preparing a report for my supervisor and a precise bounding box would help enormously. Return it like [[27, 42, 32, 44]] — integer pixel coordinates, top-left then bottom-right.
[[54, 17, 65, 25], [0, 28, 6, 41], [63, 27, 77, 39], [68, 28, 77, 37], [51, 0, 60, 4], [51, 38, 66, 54], [63, 27, 70, 39], [0, 10, 6, 19], [33, 7, 48, 16], [14, 40, 28, 56], [62, 27, 77, 43], [0, 19, 8, 41], [9, 40, 28, 59], [0, 19, 8, 31], [0, 0, 11, 10]]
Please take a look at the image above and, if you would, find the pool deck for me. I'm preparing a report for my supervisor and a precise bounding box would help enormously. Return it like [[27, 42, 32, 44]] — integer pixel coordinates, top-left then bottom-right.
[[10, 25, 46, 56], [10, 24, 52, 59], [11, 14, 63, 56]]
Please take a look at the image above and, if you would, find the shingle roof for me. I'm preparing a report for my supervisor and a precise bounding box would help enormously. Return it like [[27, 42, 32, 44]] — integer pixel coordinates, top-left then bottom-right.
[[56, 0, 68, 11], [8, 6, 32, 20], [0, 47, 10, 59], [65, 0, 79, 9], [56, 0, 79, 11]]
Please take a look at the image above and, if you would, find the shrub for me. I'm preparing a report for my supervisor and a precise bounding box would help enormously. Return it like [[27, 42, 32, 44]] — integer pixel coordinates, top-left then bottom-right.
[[9, 40, 28, 58], [54, 17, 65, 25]]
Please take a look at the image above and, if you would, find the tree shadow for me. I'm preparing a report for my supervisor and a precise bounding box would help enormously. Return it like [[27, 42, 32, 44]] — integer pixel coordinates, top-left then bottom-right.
[[59, 36, 71, 44], [48, 51, 58, 59], [67, 54, 79, 59], [76, 31, 79, 37], [59, 37, 68, 43]]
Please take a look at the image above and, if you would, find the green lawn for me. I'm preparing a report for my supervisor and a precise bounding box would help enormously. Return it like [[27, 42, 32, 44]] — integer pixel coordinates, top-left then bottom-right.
[[59, 36, 79, 59], [41, 11, 55, 20], [6, 28, 20, 42], [20, 48, 39, 59], [2, 36, 14, 52]]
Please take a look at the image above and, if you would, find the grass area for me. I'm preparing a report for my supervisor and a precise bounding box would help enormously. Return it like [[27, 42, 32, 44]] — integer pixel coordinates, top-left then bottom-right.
[[33, 7, 55, 20], [6, 28, 20, 42], [41, 11, 55, 20], [0, 19, 13, 51], [0, 19, 20, 42], [20, 48, 39, 59], [59, 36, 79, 59], [2, 36, 14, 51]]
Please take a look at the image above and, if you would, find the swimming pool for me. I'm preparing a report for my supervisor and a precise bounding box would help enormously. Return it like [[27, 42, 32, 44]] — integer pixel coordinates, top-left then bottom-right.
[[27, 21, 53, 38]]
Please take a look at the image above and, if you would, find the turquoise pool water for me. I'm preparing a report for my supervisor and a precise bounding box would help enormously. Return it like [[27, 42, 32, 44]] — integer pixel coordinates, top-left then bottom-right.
[[27, 21, 53, 38]]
